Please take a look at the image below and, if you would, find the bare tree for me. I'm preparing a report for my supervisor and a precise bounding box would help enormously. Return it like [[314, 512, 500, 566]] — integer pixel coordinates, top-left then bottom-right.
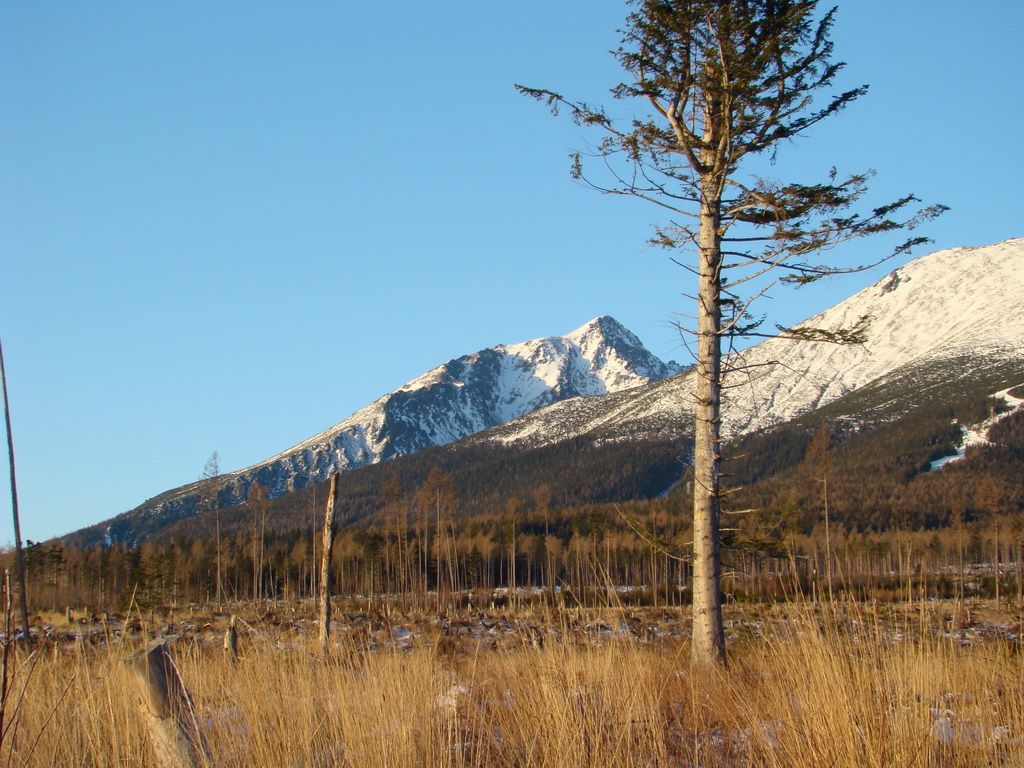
[[519, 0, 944, 666], [200, 451, 222, 610], [0, 337, 32, 644], [319, 474, 339, 655], [976, 474, 1005, 607], [805, 420, 834, 601], [250, 482, 269, 605]]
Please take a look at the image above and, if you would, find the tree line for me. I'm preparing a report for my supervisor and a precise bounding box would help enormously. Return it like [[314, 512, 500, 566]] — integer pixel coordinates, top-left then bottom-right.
[[11, 447, 1024, 617], [24, 379, 1019, 616]]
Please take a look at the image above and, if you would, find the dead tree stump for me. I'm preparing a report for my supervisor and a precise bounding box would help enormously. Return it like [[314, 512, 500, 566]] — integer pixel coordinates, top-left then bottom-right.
[[319, 473, 339, 655], [133, 641, 211, 768], [223, 615, 238, 661]]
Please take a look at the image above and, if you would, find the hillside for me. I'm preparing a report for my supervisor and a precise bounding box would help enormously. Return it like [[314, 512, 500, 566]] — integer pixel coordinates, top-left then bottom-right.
[[478, 240, 1024, 448]]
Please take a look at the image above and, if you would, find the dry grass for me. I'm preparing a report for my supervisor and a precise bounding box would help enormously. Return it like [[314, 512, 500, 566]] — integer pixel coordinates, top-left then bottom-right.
[[2, 602, 1022, 767]]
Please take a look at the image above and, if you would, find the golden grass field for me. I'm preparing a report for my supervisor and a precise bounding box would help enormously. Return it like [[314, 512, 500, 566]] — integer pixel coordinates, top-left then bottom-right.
[[3, 600, 1022, 767]]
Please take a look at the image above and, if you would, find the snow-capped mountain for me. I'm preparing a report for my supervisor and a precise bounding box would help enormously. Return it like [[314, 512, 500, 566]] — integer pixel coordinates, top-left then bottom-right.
[[479, 239, 1024, 448], [100, 316, 679, 543], [250, 315, 677, 485], [75, 238, 1024, 548]]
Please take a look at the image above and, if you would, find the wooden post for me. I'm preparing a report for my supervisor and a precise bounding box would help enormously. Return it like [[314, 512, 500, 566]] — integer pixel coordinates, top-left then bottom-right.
[[319, 474, 339, 654], [223, 614, 238, 661], [133, 641, 210, 768]]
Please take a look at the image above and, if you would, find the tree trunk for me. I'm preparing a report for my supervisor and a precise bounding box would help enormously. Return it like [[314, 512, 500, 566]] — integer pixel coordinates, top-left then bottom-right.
[[691, 175, 726, 667], [824, 474, 833, 602], [215, 511, 222, 612], [1017, 536, 1022, 608], [957, 513, 965, 611], [995, 523, 1001, 607], [0, 338, 32, 646], [319, 474, 339, 654]]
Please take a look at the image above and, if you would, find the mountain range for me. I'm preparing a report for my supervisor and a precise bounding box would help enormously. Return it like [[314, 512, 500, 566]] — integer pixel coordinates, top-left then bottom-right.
[[73, 238, 1024, 547], [90, 315, 681, 545]]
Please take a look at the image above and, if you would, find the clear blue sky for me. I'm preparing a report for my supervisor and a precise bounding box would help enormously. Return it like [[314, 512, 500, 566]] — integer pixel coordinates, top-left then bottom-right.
[[2, 1, 1021, 545]]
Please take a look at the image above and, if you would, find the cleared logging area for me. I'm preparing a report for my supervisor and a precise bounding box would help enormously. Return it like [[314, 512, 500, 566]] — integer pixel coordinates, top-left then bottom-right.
[[1, 601, 1022, 767]]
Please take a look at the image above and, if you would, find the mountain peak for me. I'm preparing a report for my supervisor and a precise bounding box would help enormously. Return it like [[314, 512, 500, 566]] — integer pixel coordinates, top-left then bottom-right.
[[567, 314, 630, 338], [568, 314, 645, 351]]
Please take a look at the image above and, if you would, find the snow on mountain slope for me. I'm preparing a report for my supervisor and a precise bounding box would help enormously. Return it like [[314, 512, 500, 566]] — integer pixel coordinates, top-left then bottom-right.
[[722, 238, 1024, 435], [245, 315, 678, 491], [481, 239, 1024, 447], [929, 385, 1024, 471]]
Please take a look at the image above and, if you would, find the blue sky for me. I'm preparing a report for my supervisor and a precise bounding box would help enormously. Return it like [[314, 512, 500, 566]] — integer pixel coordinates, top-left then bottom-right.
[[2, 1, 1022, 545]]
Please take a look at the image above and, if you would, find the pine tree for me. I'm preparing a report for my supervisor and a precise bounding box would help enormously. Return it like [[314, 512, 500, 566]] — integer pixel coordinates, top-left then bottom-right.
[[519, 0, 945, 665]]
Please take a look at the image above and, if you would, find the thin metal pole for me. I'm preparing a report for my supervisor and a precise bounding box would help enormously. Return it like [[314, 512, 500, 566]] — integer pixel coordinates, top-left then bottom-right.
[[0, 336, 33, 644]]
